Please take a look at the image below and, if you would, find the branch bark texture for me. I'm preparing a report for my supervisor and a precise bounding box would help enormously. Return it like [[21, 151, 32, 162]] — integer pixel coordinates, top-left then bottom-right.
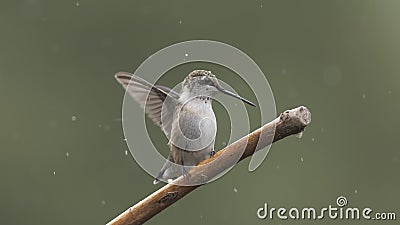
[[108, 106, 311, 225]]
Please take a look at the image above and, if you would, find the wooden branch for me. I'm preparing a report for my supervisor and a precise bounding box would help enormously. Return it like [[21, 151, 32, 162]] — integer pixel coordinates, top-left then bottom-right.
[[107, 106, 311, 225]]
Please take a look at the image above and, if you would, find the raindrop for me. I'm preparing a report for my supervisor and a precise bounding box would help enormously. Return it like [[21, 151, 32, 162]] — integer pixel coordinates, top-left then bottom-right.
[[233, 187, 238, 193], [388, 90, 392, 94], [295, 132, 303, 139], [76, 2, 79, 7], [101, 200, 106, 205], [311, 137, 315, 142], [125, 150, 128, 156], [185, 53, 189, 57], [300, 157, 304, 162], [53, 171, 56, 176], [179, 20, 182, 24], [362, 93, 366, 99], [355, 189, 358, 194], [71, 116, 77, 121], [66, 152, 70, 157]]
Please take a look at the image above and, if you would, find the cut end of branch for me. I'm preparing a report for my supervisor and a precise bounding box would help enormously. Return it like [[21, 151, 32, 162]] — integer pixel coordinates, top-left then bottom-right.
[[280, 106, 311, 127]]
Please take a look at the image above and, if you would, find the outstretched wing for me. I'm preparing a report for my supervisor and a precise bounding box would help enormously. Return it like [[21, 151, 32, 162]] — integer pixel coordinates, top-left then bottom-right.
[[115, 72, 180, 136]]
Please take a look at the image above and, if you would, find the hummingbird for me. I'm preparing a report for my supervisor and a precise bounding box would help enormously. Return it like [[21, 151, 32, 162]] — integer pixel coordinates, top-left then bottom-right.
[[115, 70, 255, 184]]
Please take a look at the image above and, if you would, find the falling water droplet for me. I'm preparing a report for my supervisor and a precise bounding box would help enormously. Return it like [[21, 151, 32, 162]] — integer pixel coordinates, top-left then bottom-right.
[[53, 171, 56, 176], [76, 2, 80, 7], [233, 187, 238, 193], [66, 152, 70, 157], [125, 150, 128, 156], [301, 157, 304, 162], [295, 132, 303, 139]]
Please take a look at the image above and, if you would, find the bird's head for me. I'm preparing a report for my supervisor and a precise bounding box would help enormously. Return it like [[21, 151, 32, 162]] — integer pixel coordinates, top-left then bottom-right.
[[182, 70, 255, 107]]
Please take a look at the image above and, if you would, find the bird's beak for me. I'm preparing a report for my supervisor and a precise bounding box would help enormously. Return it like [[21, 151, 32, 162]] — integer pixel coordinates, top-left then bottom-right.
[[217, 87, 256, 107]]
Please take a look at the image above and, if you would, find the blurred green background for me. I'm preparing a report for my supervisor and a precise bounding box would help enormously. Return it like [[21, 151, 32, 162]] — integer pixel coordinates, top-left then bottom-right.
[[1, 0, 399, 224]]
